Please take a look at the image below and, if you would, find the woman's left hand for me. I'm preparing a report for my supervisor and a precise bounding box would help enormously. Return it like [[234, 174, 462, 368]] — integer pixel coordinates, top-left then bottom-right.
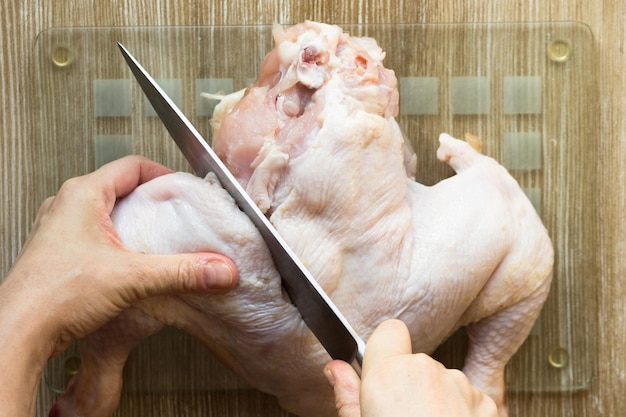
[[0, 155, 238, 361]]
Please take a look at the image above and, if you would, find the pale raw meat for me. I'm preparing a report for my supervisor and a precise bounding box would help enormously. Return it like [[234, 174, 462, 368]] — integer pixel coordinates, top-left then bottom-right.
[[52, 21, 553, 417]]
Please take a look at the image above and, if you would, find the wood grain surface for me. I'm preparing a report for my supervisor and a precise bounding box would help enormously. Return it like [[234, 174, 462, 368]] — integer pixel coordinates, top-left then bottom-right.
[[0, 1, 621, 416]]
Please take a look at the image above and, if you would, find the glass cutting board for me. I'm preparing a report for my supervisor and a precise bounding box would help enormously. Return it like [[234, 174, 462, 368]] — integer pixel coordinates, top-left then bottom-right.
[[34, 22, 597, 396]]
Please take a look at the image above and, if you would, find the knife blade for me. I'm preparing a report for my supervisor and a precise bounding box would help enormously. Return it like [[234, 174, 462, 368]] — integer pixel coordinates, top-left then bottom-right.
[[118, 43, 365, 369]]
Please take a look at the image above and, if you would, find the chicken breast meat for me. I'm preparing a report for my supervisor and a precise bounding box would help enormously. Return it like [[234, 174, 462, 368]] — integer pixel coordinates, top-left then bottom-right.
[[52, 21, 553, 417]]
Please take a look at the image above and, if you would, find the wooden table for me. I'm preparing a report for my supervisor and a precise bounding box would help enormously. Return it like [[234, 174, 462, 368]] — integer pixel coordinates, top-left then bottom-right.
[[1, 1, 621, 416]]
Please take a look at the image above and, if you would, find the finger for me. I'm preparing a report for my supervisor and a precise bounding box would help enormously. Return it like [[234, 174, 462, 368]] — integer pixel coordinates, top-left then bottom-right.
[[85, 156, 174, 210], [28, 196, 55, 231], [478, 395, 499, 417], [325, 360, 361, 417], [35, 196, 55, 218], [120, 253, 239, 301], [363, 319, 412, 373], [448, 370, 499, 416]]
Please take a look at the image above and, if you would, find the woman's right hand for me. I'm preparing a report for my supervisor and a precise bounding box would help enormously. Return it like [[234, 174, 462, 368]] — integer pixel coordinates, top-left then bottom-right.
[[324, 319, 499, 417]]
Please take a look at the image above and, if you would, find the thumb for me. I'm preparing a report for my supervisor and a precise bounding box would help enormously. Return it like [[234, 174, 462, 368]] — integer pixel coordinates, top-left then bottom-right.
[[325, 360, 361, 417], [363, 319, 412, 373], [123, 252, 238, 299]]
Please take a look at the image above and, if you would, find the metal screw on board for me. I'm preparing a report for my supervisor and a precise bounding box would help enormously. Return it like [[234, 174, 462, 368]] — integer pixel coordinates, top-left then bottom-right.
[[64, 356, 81, 376], [548, 39, 571, 63], [51, 45, 75, 68], [547, 347, 569, 369]]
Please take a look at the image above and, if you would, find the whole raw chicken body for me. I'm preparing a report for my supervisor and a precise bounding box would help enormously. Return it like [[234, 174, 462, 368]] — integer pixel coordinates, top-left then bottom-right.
[[54, 21, 553, 417]]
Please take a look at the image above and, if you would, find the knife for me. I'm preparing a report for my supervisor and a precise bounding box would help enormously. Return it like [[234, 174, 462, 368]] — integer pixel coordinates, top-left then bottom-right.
[[118, 43, 365, 369]]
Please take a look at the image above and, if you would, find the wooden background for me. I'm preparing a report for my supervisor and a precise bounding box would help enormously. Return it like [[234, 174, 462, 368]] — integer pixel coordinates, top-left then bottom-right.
[[0, 1, 621, 416]]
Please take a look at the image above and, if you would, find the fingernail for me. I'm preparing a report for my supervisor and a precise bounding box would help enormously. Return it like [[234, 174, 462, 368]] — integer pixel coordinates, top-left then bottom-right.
[[324, 366, 335, 388], [203, 260, 234, 289]]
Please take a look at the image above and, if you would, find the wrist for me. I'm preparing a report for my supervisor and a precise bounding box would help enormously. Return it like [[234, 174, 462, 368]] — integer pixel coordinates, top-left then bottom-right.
[[0, 279, 55, 415]]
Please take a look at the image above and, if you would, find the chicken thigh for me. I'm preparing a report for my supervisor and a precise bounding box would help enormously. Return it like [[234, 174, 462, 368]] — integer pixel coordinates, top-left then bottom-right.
[[52, 21, 553, 417]]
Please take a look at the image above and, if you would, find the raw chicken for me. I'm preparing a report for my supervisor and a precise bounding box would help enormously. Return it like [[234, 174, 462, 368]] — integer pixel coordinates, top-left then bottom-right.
[[52, 21, 553, 417]]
